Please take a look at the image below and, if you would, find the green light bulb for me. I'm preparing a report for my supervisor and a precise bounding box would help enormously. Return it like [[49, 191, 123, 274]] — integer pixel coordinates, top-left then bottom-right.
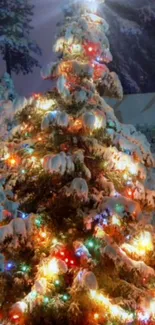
[[62, 294, 69, 301], [35, 219, 41, 226], [88, 241, 94, 248], [44, 297, 49, 304], [55, 280, 60, 286]]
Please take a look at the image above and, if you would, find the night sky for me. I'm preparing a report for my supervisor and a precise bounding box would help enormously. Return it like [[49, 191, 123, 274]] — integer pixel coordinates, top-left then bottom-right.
[[1, 0, 155, 97]]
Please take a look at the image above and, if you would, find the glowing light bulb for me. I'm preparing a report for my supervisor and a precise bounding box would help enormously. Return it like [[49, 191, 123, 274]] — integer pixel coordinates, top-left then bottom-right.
[[44, 297, 49, 304], [52, 238, 58, 245], [90, 290, 97, 299], [12, 314, 20, 320], [94, 116, 103, 129], [129, 163, 137, 175], [62, 294, 70, 301], [10, 158, 16, 166], [40, 232, 46, 239], [31, 156, 36, 163], [94, 313, 99, 320], [55, 279, 60, 286], [88, 47, 93, 52], [36, 98, 55, 111], [111, 215, 121, 226], [122, 231, 153, 257], [127, 189, 132, 197], [87, 240, 94, 248], [44, 258, 59, 277], [123, 173, 128, 180], [7, 262, 13, 270]]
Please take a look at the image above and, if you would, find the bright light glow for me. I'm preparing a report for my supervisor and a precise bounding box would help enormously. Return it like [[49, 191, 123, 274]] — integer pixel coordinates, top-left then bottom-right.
[[111, 215, 121, 226], [122, 231, 153, 256], [40, 232, 47, 239], [86, 0, 98, 13], [94, 116, 103, 129], [52, 238, 58, 245], [149, 299, 155, 317], [36, 98, 55, 111], [137, 311, 150, 322], [90, 290, 133, 322], [3, 153, 10, 160], [129, 163, 137, 175], [48, 259, 59, 274], [94, 313, 99, 320], [42, 258, 59, 278], [31, 156, 36, 163], [12, 314, 20, 320]]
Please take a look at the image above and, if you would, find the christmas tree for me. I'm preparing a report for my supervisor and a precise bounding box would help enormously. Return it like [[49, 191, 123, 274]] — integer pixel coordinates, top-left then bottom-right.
[[0, 1, 155, 324]]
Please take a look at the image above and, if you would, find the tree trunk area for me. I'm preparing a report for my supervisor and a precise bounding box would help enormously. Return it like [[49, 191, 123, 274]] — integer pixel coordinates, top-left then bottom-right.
[[4, 45, 11, 76]]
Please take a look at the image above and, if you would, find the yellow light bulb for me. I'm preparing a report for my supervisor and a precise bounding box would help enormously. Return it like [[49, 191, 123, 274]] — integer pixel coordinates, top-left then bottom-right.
[[36, 98, 55, 111], [94, 313, 99, 320], [122, 231, 153, 257], [52, 238, 58, 245]]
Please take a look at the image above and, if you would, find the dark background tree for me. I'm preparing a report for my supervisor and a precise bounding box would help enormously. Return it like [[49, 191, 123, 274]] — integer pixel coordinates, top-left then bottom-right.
[[0, 0, 41, 76], [104, 0, 155, 94]]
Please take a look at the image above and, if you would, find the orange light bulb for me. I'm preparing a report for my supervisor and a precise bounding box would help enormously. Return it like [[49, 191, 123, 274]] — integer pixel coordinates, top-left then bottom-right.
[[94, 313, 99, 320], [10, 158, 16, 165], [128, 189, 132, 196]]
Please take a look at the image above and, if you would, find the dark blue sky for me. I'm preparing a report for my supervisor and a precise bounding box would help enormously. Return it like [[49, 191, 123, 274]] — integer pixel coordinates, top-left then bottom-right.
[[1, 0, 155, 97]]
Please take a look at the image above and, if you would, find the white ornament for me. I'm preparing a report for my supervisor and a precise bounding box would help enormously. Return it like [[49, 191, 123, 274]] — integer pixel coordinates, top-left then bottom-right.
[[43, 152, 74, 175], [56, 111, 69, 128], [82, 112, 96, 130], [82, 111, 105, 130], [11, 301, 28, 316], [57, 75, 67, 94], [82, 271, 98, 290], [75, 270, 98, 290], [41, 111, 69, 130], [13, 96, 27, 113], [0, 214, 36, 243], [57, 259, 68, 274], [70, 178, 88, 200]]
